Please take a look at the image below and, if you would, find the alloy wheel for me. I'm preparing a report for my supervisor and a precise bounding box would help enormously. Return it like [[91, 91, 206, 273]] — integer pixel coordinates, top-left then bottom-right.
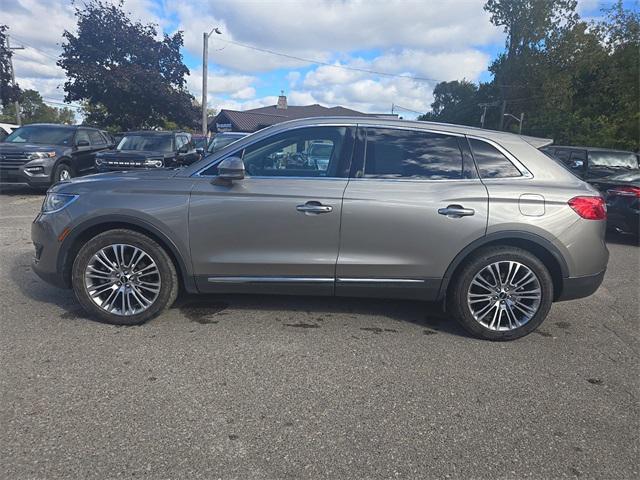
[[467, 261, 542, 331], [59, 169, 71, 181], [83, 244, 161, 316]]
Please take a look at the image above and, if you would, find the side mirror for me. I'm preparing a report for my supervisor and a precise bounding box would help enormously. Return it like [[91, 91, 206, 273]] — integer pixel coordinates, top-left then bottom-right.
[[216, 156, 245, 183], [195, 147, 205, 156], [76, 139, 90, 147]]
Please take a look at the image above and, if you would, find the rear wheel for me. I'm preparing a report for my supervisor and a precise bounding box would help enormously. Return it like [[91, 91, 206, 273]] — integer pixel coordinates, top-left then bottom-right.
[[71, 229, 178, 325], [449, 246, 553, 340]]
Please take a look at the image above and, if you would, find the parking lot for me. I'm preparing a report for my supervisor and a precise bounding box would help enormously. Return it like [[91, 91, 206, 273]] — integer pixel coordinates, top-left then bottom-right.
[[0, 185, 638, 479]]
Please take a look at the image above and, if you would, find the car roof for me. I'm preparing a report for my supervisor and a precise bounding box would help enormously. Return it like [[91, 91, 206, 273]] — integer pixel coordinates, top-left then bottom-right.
[[258, 116, 554, 148], [18, 123, 78, 129], [122, 130, 176, 136], [549, 145, 638, 154]]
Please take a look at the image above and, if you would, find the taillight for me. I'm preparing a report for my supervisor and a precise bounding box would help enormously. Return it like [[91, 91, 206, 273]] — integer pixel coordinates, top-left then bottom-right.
[[607, 186, 640, 198], [568, 196, 607, 220]]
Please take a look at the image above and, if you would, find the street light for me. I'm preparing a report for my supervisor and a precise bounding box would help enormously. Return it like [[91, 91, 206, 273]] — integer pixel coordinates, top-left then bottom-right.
[[202, 27, 222, 136], [503, 112, 524, 134]]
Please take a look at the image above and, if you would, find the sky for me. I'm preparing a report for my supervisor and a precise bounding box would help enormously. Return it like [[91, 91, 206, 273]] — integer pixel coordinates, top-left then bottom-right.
[[3, 0, 627, 121]]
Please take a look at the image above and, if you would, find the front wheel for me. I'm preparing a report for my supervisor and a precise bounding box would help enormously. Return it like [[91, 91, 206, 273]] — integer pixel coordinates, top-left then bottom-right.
[[53, 163, 75, 183], [71, 229, 178, 325], [448, 246, 553, 340]]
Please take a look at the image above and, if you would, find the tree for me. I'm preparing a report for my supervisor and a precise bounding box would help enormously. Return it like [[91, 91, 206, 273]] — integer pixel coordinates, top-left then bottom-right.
[[0, 25, 21, 108], [58, 1, 199, 131], [0, 89, 75, 124], [420, 0, 639, 151]]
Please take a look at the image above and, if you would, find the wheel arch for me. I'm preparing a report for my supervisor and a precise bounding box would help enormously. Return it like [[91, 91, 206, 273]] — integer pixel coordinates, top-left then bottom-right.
[[58, 215, 196, 293], [438, 231, 569, 303]]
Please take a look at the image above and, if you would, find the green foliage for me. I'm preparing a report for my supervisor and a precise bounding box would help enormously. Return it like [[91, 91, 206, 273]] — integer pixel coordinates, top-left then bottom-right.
[[421, 0, 639, 152], [0, 89, 75, 124], [58, 1, 199, 131], [0, 25, 21, 108]]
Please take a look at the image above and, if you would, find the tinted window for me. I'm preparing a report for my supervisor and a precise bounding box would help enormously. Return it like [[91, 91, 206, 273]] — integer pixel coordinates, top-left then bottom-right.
[[469, 138, 521, 178], [362, 128, 463, 180], [75, 130, 91, 145], [88, 130, 106, 145], [5, 125, 74, 145], [239, 126, 350, 178], [208, 134, 246, 153]]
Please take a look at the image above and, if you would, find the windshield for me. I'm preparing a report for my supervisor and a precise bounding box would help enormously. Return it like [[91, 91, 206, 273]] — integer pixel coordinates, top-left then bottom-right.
[[117, 135, 173, 152], [590, 152, 639, 169], [208, 135, 243, 153], [5, 125, 74, 145]]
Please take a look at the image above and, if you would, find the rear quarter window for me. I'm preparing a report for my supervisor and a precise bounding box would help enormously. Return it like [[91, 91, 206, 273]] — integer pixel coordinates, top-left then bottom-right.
[[468, 138, 522, 178]]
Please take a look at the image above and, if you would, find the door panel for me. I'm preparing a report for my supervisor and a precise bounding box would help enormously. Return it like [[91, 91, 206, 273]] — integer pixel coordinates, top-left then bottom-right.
[[189, 178, 347, 294], [188, 125, 355, 295], [336, 127, 488, 300]]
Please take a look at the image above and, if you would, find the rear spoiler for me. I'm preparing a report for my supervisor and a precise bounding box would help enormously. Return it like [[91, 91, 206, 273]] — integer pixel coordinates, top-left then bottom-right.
[[520, 134, 554, 149]]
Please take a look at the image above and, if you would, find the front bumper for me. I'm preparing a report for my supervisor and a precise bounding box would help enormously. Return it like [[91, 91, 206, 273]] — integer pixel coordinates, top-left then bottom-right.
[[31, 212, 71, 289], [556, 269, 606, 302], [0, 161, 55, 187]]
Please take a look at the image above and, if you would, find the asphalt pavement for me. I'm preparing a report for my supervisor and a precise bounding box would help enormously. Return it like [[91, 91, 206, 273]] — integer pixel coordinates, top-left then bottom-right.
[[1, 184, 638, 479]]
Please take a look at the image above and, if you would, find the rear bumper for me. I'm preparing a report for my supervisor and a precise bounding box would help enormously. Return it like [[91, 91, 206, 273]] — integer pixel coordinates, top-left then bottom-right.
[[556, 269, 606, 302]]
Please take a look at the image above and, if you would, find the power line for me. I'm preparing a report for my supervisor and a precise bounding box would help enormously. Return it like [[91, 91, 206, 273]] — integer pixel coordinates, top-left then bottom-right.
[[9, 34, 60, 62], [215, 38, 441, 84], [42, 98, 83, 109]]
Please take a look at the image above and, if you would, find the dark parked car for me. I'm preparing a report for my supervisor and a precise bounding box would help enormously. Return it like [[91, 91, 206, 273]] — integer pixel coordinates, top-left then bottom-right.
[[541, 145, 639, 181], [95, 131, 200, 172], [32, 117, 608, 340], [206, 132, 247, 154], [590, 171, 640, 237], [0, 123, 114, 186]]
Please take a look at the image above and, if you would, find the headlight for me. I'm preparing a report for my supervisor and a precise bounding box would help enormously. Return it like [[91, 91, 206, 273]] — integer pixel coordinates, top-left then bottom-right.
[[42, 193, 78, 214], [144, 159, 164, 168], [28, 152, 56, 160], [95, 158, 103, 165]]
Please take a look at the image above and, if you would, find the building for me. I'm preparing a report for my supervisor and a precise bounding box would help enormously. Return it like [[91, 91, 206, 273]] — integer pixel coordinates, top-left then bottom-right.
[[209, 93, 397, 133]]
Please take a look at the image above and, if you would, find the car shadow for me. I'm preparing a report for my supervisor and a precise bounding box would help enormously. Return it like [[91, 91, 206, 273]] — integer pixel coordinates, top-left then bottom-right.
[[173, 293, 467, 336], [605, 231, 639, 246], [0, 183, 46, 196], [10, 251, 468, 337]]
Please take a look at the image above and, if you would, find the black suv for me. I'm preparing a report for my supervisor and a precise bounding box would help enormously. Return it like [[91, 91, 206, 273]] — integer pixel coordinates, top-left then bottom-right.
[[95, 131, 200, 172], [541, 145, 639, 181], [0, 123, 114, 187]]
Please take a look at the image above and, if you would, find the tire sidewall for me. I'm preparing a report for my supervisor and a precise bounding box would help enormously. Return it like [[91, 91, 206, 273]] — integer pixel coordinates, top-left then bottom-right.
[[451, 248, 553, 340], [71, 230, 177, 325]]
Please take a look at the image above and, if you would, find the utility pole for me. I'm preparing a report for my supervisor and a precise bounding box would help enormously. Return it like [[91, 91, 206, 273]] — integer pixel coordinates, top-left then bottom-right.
[[503, 112, 525, 134], [201, 27, 221, 136], [478, 101, 500, 129], [7, 35, 24, 126]]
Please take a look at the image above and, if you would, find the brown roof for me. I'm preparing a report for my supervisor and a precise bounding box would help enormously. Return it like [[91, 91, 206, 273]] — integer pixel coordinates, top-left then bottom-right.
[[210, 103, 390, 132]]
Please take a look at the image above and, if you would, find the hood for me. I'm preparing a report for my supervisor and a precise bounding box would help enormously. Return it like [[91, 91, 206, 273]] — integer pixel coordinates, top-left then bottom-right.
[[50, 168, 181, 193], [96, 149, 172, 160], [0, 142, 61, 153]]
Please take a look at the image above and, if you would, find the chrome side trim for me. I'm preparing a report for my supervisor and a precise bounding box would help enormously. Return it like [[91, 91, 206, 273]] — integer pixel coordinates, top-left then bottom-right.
[[207, 276, 334, 284], [337, 278, 425, 284]]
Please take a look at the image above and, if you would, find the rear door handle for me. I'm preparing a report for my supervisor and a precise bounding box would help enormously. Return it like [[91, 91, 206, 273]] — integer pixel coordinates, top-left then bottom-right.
[[296, 201, 333, 214], [438, 204, 475, 218]]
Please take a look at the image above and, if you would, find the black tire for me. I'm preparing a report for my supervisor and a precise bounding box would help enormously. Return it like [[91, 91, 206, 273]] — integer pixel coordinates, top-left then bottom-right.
[[71, 229, 178, 325], [448, 246, 553, 341], [53, 162, 75, 183]]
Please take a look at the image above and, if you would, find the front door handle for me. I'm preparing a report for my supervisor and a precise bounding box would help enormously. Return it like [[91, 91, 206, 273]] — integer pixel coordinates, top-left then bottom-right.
[[438, 204, 475, 218], [296, 201, 333, 214]]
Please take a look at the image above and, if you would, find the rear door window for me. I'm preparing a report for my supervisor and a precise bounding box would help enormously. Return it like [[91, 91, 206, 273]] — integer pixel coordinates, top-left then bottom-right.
[[361, 128, 464, 180], [468, 138, 522, 178]]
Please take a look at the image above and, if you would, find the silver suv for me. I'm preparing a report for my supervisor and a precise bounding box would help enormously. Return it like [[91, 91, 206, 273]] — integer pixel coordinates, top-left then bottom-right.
[[31, 118, 609, 340]]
